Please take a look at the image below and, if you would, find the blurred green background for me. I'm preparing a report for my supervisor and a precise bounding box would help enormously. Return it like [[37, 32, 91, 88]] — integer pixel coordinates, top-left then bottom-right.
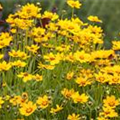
[[0, 0, 120, 48]]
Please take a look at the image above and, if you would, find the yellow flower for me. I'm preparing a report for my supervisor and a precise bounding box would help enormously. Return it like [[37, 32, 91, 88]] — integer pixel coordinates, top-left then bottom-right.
[[61, 88, 75, 99], [38, 62, 55, 70], [112, 41, 120, 50], [0, 61, 12, 71], [103, 96, 119, 108], [100, 107, 118, 118], [91, 50, 115, 59], [74, 51, 91, 63], [26, 44, 40, 54], [44, 53, 61, 65], [0, 97, 4, 108], [67, 0, 82, 9], [18, 3, 41, 19], [10, 28, 17, 34], [75, 77, 92, 87], [95, 72, 109, 83], [65, 52, 75, 63], [17, 72, 33, 82], [108, 73, 120, 85], [12, 60, 26, 68], [50, 104, 63, 114], [42, 11, 59, 21], [19, 101, 36, 116], [9, 50, 29, 60], [9, 50, 21, 57], [9, 96, 22, 106], [66, 72, 74, 80], [67, 113, 81, 120], [56, 44, 70, 52], [33, 74, 43, 82], [87, 16, 102, 23], [36, 95, 50, 109], [19, 52, 30, 60], [71, 92, 88, 104], [0, 32, 12, 49], [10, 95, 28, 107]]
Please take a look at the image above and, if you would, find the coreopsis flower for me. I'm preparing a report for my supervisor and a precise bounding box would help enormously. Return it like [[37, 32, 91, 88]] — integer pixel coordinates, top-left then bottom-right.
[[71, 92, 88, 104], [66, 72, 74, 80], [12, 60, 26, 68], [74, 51, 91, 63], [72, 17, 84, 26], [101, 65, 120, 74], [31, 27, 45, 38], [67, 113, 81, 120], [9, 50, 29, 60], [42, 11, 59, 21], [61, 88, 75, 99], [19, 101, 37, 116], [0, 97, 4, 108], [7, 17, 34, 30], [10, 28, 17, 34], [108, 73, 120, 85], [43, 53, 61, 65], [67, 0, 82, 9], [95, 72, 109, 83], [36, 95, 50, 109], [88, 25, 103, 36], [56, 45, 70, 52], [26, 44, 40, 54], [112, 41, 120, 50], [19, 52, 30, 60], [50, 104, 63, 114], [46, 22, 58, 32], [103, 96, 119, 108], [10, 95, 28, 106], [38, 62, 55, 70], [0, 61, 12, 71], [80, 69, 93, 78], [0, 32, 12, 49], [9, 95, 22, 106], [18, 3, 41, 19], [87, 16, 102, 23], [9, 50, 21, 58], [17, 72, 33, 82], [75, 77, 92, 87], [99, 107, 118, 118], [65, 52, 75, 63], [91, 50, 115, 59], [33, 74, 43, 82]]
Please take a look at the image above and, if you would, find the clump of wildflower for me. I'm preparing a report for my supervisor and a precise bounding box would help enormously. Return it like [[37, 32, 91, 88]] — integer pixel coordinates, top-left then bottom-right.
[[50, 104, 63, 114], [67, 0, 82, 9], [19, 101, 37, 116], [67, 113, 81, 120], [36, 95, 50, 109], [87, 15, 102, 23]]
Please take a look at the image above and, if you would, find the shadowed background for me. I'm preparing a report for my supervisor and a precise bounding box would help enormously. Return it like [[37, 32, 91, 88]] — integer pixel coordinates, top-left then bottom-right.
[[0, 0, 120, 48]]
